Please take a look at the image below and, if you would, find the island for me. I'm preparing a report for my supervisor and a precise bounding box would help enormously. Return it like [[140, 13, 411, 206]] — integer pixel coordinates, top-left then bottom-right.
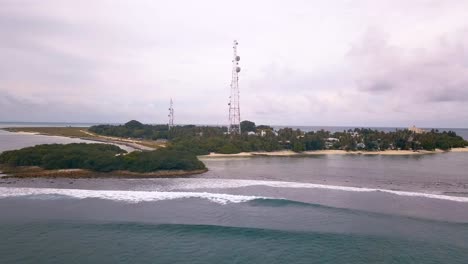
[[2, 121, 467, 178], [0, 143, 207, 178], [88, 120, 468, 155]]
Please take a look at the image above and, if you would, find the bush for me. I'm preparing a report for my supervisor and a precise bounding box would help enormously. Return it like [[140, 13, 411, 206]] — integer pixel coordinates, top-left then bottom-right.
[[0, 143, 205, 172]]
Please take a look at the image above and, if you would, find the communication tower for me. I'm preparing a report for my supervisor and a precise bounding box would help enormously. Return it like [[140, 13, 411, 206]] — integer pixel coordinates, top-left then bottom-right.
[[168, 98, 174, 130], [228, 40, 241, 134]]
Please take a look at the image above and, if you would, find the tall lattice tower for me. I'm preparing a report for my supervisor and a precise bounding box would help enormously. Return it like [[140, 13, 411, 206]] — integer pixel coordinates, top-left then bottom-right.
[[168, 98, 174, 130], [228, 40, 241, 134]]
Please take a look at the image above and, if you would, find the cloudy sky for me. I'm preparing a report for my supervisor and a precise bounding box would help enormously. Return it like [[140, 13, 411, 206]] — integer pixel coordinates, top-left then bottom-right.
[[1, 0, 468, 127]]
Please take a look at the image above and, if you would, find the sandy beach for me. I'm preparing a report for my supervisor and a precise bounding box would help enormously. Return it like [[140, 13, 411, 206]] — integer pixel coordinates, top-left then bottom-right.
[[201, 148, 468, 158], [449, 148, 468, 152]]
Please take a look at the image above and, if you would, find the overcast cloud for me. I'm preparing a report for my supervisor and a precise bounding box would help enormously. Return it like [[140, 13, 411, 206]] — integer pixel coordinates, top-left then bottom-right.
[[1, 0, 467, 127]]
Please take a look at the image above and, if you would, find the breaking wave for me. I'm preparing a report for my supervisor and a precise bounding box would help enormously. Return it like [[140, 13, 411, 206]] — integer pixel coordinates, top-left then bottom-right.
[[2, 177, 468, 205], [133, 178, 468, 203], [0, 187, 267, 205]]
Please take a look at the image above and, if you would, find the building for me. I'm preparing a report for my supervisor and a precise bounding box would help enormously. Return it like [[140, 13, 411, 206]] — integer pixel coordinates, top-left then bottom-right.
[[408, 125, 426, 134], [356, 142, 366, 149]]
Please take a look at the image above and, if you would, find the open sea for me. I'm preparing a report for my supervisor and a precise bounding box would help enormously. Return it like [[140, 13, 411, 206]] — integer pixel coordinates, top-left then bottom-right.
[[1, 123, 468, 263]]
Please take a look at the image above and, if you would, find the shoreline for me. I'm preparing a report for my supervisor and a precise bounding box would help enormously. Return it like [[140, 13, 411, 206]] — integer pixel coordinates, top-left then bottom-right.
[[0, 166, 208, 179], [200, 148, 468, 158], [4, 127, 467, 157], [2, 128, 156, 151]]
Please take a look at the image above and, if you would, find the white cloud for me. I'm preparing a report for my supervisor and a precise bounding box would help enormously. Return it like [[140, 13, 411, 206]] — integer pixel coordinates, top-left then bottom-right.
[[1, 0, 467, 127]]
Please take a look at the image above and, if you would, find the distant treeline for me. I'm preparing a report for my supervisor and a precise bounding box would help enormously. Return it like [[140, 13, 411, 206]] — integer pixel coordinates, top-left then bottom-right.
[[0, 143, 206, 172], [88, 120, 468, 154], [89, 120, 229, 140], [89, 120, 172, 140]]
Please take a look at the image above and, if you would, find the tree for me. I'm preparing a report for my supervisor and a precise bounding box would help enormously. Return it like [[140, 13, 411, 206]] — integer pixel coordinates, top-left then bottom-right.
[[240, 120, 256, 133], [0, 143, 205, 172], [292, 141, 305, 152], [125, 120, 144, 129], [256, 125, 273, 130]]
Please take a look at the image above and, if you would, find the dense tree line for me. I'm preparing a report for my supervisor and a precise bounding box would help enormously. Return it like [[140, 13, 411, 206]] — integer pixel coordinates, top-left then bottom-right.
[[281, 128, 466, 152], [89, 120, 170, 140], [89, 120, 229, 140], [89, 120, 468, 154], [169, 127, 467, 154], [168, 134, 282, 155], [0, 143, 206, 172]]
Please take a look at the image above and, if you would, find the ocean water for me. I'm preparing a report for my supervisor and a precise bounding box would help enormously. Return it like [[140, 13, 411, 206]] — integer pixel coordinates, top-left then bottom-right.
[[1, 124, 468, 263], [0, 127, 135, 153], [1, 190, 468, 264], [0, 122, 102, 128]]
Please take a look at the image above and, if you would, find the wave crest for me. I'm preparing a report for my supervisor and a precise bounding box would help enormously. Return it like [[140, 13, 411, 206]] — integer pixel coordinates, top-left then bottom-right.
[[0, 187, 266, 205], [142, 178, 468, 203]]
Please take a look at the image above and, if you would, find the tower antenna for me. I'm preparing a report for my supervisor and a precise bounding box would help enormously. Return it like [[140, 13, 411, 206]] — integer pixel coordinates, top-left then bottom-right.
[[228, 40, 241, 134], [168, 98, 174, 130]]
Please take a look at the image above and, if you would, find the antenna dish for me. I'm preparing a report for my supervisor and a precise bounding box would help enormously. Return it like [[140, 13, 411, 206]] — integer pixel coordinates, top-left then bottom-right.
[[236, 67, 241, 73], [236, 56, 240, 61]]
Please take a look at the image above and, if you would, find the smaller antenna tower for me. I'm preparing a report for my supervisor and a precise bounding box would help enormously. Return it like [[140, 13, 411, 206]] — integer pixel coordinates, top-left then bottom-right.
[[168, 98, 174, 130]]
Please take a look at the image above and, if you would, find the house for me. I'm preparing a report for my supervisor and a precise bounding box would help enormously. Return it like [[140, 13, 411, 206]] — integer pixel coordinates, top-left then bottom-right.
[[408, 125, 426, 134], [356, 142, 366, 149], [324, 137, 340, 149], [259, 129, 278, 137]]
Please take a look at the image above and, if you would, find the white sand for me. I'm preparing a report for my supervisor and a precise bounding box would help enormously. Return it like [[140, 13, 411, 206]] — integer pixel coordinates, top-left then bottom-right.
[[450, 147, 468, 152], [201, 148, 468, 158], [13, 131, 40, 135]]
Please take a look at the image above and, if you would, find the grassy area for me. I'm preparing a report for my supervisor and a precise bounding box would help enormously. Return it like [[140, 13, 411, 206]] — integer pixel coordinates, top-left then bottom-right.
[[3, 127, 166, 149]]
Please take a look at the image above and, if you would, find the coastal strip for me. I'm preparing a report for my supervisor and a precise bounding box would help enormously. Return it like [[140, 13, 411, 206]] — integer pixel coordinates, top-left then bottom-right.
[[0, 167, 207, 179], [2, 127, 159, 151], [200, 148, 468, 158]]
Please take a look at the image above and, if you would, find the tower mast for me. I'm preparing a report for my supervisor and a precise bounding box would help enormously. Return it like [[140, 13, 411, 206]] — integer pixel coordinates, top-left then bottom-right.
[[168, 98, 174, 130], [228, 40, 241, 134]]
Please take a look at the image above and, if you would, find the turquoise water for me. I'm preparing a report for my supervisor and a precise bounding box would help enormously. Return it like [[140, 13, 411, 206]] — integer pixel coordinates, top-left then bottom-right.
[[2, 222, 468, 264], [1, 194, 468, 264]]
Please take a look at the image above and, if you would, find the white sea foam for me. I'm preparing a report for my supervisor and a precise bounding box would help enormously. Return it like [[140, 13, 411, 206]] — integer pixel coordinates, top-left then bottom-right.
[[0, 187, 265, 205], [1, 179, 467, 204], [134, 178, 468, 203]]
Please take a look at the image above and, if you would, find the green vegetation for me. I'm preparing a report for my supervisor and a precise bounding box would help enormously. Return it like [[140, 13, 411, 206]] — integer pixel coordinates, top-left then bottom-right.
[[88, 120, 468, 154], [169, 126, 467, 154], [89, 120, 170, 140], [0, 143, 206, 173], [240, 120, 256, 132]]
